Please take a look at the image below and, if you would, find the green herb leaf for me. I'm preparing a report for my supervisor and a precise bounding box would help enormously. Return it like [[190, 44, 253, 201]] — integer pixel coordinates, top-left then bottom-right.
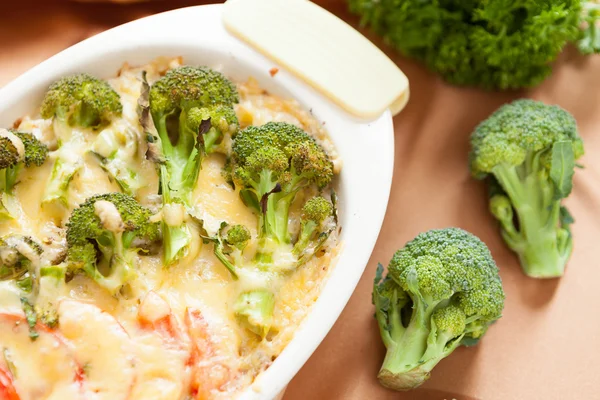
[[559, 206, 575, 228], [239, 189, 260, 213], [20, 297, 39, 341], [550, 141, 575, 199]]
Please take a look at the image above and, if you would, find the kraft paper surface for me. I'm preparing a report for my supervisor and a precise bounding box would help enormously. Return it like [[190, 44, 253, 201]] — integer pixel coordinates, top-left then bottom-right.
[[2, 1, 599, 399]]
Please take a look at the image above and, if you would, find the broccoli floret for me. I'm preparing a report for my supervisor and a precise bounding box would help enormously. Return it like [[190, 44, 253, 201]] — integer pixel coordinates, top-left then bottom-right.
[[145, 66, 239, 265], [293, 196, 334, 263], [232, 122, 333, 262], [200, 223, 250, 280], [350, 0, 600, 89], [0, 129, 48, 219], [65, 193, 160, 294], [224, 224, 251, 251], [203, 124, 336, 336], [187, 105, 239, 154], [0, 235, 43, 293], [373, 228, 505, 390], [41, 73, 122, 213], [469, 99, 583, 278], [40, 73, 122, 129]]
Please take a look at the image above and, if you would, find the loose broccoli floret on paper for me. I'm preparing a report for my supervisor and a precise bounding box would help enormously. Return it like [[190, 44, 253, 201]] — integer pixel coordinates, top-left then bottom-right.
[[373, 228, 505, 390], [469, 99, 583, 278]]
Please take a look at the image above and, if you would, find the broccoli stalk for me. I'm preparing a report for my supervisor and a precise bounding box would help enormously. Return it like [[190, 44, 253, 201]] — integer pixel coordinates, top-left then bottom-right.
[[143, 66, 239, 265], [40, 73, 122, 212], [0, 129, 48, 219], [373, 228, 505, 390], [470, 99, 583, 278], [65, 193, 160, 294]]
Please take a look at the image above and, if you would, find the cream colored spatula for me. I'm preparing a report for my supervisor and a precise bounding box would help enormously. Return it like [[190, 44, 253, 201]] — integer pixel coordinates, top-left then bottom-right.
[[222, 0, 409, 120]]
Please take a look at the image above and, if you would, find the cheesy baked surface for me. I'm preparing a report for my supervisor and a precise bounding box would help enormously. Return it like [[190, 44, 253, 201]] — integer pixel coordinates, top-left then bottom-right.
[[0, 57, 340, 399]]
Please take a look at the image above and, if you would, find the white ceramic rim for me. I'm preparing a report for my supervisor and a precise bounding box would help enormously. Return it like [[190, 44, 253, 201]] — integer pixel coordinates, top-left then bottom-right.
[[0, 5, 395, 399]]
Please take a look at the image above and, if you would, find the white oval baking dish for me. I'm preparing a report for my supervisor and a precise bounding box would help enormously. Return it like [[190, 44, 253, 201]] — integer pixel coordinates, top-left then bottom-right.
[[0, 5, 395, 399]]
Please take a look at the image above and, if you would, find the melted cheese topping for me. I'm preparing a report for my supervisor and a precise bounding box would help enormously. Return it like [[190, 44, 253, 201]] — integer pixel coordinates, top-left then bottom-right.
[[0, 58, 340, 399]]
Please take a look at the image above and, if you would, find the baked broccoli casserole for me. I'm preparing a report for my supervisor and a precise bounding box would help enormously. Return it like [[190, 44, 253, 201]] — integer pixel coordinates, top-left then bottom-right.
[[0, 57, 341, 399]]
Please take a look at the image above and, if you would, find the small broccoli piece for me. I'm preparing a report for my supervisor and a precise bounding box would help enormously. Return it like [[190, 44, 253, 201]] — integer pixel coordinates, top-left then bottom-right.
[[469, 99, 583, 278], [350, 0, 600, 89], [293, 196, 334, 263], [0, 129, 48, 219], [145, 66, 239, 265], [233, 290, 275, 338], [0, 235, 43, 293], [187, 105, 239, 154], [41, 73, 122, 213], [65, 193, 160, 294], [31, 265, 67, 330], [90, 124, 143, 196], [373, 228, 505, 390], [224, 224, 251, 250], [200, 223, 250, 280]]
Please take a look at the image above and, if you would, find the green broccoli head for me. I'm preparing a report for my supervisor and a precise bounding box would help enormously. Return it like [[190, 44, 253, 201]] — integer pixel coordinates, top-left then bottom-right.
[[14, 131, 49, 168], [469, 99, 583, 278], [40, 73, 122, 128], [0, 136, 20, 171], [302, 196, 334, 225], [470, 99, 583, 178], [293, 196, 335, 262], [0, 130, 48, 220], [350, 0, 599, 89], [232, 122, 333, 249], [374, 228, 504, 390], [186, 105, 239, 154], [149, 66, 238, 120], [0, 129, 48, 183], [66, 192, 160, 294], [0, 235, 43, 293], [224, 224, 251, 251]]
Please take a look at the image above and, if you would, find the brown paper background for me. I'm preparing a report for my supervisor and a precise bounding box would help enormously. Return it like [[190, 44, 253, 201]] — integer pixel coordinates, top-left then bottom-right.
[[2, 1, 600, 399]]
